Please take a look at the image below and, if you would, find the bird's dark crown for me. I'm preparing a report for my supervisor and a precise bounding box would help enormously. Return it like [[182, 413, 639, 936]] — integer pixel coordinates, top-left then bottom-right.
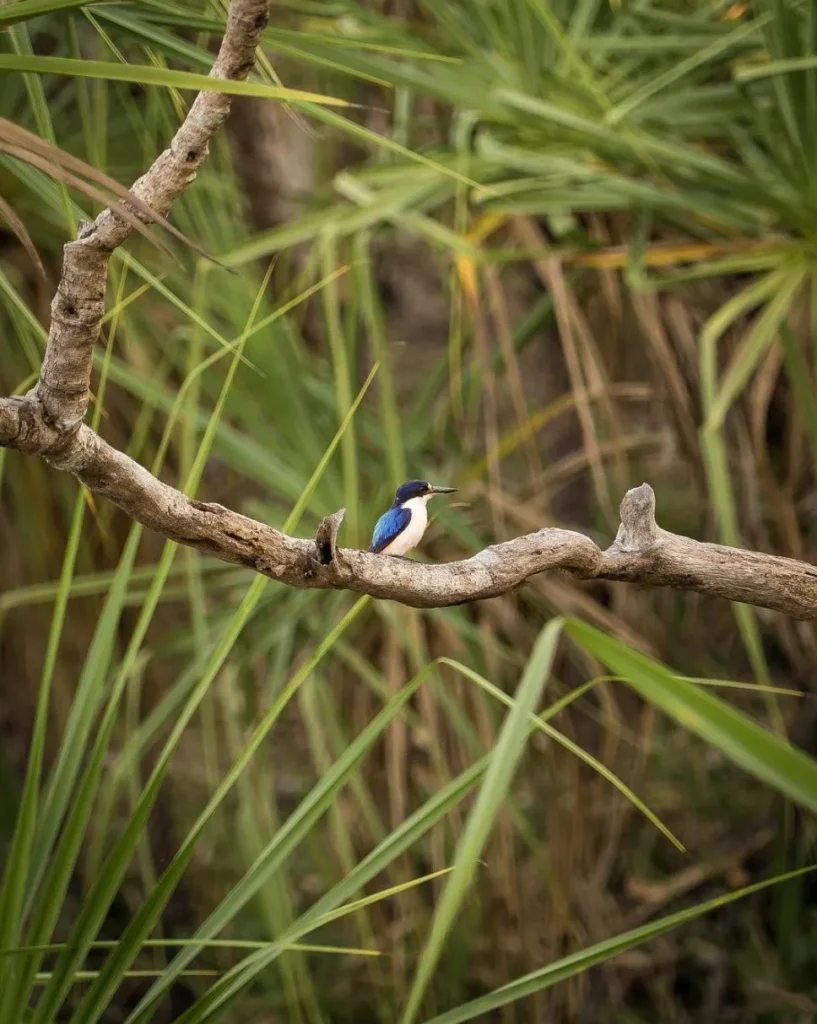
[[394, 480, 431, 504]]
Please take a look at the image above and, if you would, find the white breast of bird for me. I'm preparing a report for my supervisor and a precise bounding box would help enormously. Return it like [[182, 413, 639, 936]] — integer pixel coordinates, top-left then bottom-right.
[[381, 495, 430, 555]]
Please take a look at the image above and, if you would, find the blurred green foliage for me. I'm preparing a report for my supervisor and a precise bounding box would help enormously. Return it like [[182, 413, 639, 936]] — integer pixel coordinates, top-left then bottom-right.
[[2, 0, 817, 1021]]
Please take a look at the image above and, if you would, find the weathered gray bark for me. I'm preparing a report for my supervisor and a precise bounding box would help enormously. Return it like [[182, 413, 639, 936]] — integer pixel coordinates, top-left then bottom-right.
[[3, 0, 817, 619]]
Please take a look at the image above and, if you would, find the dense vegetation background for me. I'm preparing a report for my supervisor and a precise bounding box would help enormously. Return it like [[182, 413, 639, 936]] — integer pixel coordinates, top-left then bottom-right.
[[3, 0, 817, 1021]]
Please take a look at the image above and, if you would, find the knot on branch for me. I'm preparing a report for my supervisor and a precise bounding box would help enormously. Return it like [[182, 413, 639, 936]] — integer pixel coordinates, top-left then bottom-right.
[[611, 483, 659, 553], [0, 394, 77, 459], [77, 219, 97, 240], [314, 509, 345, 566]]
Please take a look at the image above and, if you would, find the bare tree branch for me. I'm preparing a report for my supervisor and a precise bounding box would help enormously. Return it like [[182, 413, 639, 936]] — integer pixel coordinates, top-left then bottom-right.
[[3, 395, 816, 616], [35, 0, 271, 434], [2, 0, 817, 620]]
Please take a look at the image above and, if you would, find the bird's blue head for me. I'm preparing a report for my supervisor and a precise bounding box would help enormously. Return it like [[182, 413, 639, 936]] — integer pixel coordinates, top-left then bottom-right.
[[394, 480, 457, 505]]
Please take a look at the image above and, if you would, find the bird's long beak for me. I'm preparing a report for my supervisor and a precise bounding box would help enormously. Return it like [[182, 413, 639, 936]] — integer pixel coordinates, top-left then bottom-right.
[[428, 484, 457, 495]]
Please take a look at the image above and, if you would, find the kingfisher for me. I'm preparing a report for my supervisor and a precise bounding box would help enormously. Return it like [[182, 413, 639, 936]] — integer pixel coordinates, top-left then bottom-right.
[[369, 480, 457, 556]]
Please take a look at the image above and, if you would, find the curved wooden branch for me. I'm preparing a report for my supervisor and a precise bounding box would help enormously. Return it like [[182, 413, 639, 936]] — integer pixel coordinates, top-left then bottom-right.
[[2, 395, 816, 617], [3, 0, 817, 620]]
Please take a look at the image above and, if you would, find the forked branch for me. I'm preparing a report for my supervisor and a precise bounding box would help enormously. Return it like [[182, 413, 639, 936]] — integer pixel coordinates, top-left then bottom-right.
[[2, 0, 817, 620]]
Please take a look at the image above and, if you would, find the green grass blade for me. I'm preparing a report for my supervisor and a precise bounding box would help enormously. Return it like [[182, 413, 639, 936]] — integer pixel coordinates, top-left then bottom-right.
[[0, 54, 349, 105], [129, 792, 476, 1023], [353, 231, 406, 488], [779, 322, 817, 468], [26, 271, 275, 1022], [320, 233, 359, 544], [284, 359, 379, 534], [24, 528, 141, 910], [70, 596, 371, 1024], [737, 55, 817, 82], [0, 0, 107, 25], [120, 651, 440, 1024], [419, 866, 817, 1024], [398, 618, 563, 1024], [436, 658, 684, 851], [565, 620, 817, 814], [2, 938, 383, 956], [127, 668, 605, 1023], [708, 266, 806, 428], [143, 869, 457, 1024], [0, 492, 86, 998], [699, 269, 793, 412]]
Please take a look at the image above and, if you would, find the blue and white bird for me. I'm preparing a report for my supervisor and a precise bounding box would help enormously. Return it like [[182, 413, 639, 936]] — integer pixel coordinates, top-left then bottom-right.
[[369, 480, 457, 556]]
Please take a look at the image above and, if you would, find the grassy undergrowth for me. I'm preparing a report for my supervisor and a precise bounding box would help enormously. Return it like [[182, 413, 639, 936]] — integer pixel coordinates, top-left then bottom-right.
[[2, 0, 817, 1021]]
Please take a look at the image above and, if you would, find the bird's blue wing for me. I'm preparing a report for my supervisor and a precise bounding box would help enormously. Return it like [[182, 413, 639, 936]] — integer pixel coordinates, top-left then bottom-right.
[[369, 506, 411, 553]]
